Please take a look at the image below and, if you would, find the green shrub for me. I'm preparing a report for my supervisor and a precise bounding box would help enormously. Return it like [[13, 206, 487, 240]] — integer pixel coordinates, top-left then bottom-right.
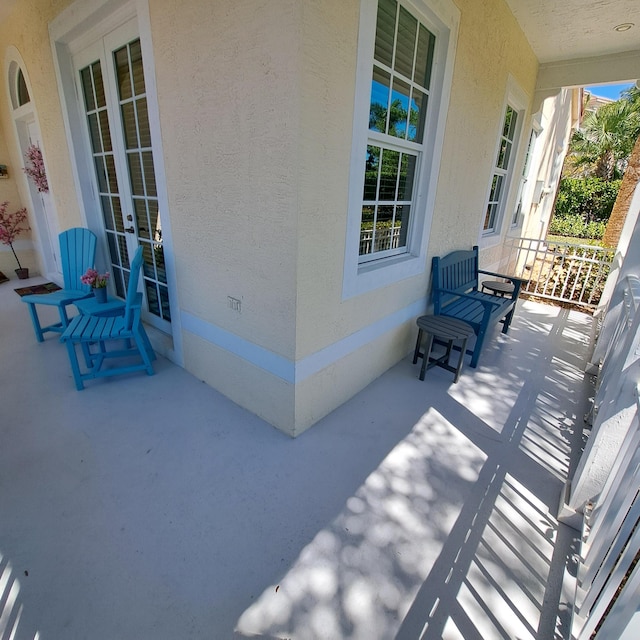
[[554, 177, 620, 223], [548, 214, 606, 239]]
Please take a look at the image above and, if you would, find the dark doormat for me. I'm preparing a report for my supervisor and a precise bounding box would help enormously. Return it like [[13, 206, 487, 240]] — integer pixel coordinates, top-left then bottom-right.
[[0, 271, 8, 284], [14, 282, 62, 297]]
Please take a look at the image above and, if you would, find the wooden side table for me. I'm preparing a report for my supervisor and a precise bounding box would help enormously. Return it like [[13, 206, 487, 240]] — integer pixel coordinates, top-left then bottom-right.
[[481, 280, 515, 297], [412, 315, 475, 382]]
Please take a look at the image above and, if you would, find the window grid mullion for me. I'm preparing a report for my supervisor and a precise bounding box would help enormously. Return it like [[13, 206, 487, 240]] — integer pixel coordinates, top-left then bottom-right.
[[372, 147, 385, 247], [385, 2, 401, 135], [410, 13, 419, 89]]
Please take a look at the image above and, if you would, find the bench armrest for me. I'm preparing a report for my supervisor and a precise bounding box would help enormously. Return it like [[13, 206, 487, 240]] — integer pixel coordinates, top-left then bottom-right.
[[477, 269, 527, 301], [478, 269, 528, 285], [478, 269, 529, 285]]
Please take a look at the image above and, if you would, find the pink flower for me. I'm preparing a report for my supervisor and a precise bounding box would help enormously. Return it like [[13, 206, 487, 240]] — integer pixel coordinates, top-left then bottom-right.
[[81, 267, 110, 288]]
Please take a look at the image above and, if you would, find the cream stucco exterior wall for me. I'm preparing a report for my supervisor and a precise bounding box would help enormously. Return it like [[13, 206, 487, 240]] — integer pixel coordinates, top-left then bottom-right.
[[149, 0, 300, 361], [519, 88, 579, 242], [147, 0, 303, 433], [0, 0, 83, 253], [428, 0, 537, 261], [291, 0, 539, 433], [0, 0, 541, 436]]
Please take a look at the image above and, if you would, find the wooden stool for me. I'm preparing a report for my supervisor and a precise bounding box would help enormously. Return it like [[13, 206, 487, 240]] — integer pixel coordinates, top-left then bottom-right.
[[413, 315, 474, 382], [481, 280, 515, 297]]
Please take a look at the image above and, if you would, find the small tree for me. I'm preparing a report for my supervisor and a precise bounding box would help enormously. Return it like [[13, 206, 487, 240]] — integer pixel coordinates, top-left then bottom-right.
[[0, 202, 30, 270]]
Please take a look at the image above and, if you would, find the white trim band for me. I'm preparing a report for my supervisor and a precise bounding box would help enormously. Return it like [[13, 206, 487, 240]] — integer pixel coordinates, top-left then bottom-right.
[[181, 296, 428, 384]]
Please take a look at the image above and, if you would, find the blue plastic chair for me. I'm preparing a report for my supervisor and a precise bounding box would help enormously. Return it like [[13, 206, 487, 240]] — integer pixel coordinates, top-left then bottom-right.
[[60, 245, 156, 390], [22, 228, 97, 341]]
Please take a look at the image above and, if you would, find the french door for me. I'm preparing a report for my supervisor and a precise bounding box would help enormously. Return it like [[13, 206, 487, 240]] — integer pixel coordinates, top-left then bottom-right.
[[74, 21, 170, 333]]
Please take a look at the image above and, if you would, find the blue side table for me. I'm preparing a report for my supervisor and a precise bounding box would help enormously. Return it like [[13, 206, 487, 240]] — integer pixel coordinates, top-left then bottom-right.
[[74, 294, 126, 318]]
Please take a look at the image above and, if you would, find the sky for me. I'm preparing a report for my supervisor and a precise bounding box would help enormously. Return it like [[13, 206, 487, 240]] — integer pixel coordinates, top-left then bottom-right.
[[585, 82, 635, 100]]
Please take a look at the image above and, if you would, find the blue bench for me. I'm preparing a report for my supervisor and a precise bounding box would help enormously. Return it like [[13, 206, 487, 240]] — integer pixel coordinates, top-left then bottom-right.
[[431, 245, 526, 368]]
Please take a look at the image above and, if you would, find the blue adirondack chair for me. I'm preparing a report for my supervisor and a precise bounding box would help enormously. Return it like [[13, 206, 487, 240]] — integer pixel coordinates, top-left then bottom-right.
[[22, 227, 97, 341], [60, 245, 156, 390]]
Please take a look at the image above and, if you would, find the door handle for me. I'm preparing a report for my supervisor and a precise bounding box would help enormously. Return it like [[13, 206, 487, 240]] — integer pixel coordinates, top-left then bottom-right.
[[124, 226, 135, 234]]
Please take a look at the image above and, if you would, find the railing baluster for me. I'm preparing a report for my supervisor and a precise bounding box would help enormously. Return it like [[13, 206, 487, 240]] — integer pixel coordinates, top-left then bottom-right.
[[503, 236, 614, 310], [357, 232, 613, 310]]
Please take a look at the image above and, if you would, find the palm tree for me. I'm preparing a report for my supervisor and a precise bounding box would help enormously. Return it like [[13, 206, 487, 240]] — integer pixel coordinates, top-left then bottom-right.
[[569, 93, 640, 181], [602, 86, 640, 247]]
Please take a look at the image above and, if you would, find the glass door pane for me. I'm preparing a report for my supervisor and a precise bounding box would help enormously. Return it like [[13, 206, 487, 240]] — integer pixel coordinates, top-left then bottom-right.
[[113, 39, 170, 322], [78, 31, 171, 333], [80, 60, 132, 298]]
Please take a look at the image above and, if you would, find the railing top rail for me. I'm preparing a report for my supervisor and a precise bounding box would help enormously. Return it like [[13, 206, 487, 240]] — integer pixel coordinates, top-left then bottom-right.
[[505, 236, 614, 252], [505, 236, 615, 310]]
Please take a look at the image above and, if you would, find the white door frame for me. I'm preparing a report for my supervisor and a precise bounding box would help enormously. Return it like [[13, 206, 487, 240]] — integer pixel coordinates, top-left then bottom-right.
[[4, 51, 61, 280], [49, 0, 183, 365]]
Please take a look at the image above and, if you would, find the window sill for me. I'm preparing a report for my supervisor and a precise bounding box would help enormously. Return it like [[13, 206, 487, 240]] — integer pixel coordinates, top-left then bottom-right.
[[357, 251, 415, 274], [480, 231, 503, 251], [343, 251, 424, 300]]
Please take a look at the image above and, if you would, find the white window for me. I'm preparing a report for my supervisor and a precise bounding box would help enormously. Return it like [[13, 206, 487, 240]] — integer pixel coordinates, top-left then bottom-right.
[[482, 78, 527, 238], [8, 63, 30, 110], [359, 0, 435, 262], [484, 105, 520, 233], [343, 0, 459, 298]]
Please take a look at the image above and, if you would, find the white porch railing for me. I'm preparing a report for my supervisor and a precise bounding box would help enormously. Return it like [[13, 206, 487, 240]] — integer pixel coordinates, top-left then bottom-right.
[[502, 237, 615, 309], [593, 275, 640, 400], [571, 385, 640, 639], [566, 275, 640, 638], [359, 226, 402, 255]]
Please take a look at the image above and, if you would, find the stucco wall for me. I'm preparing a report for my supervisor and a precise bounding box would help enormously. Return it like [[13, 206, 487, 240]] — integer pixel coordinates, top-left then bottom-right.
[[0, 0, 541, 435], [289, 0, 538, 430], [295, 0, 539, 355], [0, 0, 82, 237], [148, 0, 301, 361], [428, 0, 537, 259], [520, 88, 576, 241]]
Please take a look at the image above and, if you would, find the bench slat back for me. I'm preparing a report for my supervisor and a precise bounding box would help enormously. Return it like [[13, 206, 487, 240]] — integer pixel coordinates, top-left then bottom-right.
[[432, 246, 479, 311]]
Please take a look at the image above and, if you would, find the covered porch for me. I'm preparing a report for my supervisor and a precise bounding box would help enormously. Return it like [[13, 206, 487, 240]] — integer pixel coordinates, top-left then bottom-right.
[[1, 277, 593, 639]]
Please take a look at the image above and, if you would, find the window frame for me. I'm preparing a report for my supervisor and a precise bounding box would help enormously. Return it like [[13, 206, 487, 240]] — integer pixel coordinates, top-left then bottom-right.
[[342, 0, 459, 299], [481, 77, 528, 241], [359, 1, 435, 264], [8, 61, 31, 111]]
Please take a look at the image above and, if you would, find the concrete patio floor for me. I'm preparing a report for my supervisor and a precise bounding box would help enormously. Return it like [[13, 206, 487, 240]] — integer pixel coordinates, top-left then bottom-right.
[[0, 276, 594, 640]]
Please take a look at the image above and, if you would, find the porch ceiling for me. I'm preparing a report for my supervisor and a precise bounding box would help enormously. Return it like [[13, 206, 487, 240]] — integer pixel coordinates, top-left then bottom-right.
[[1, 0, 637, 76], [505, 0, 640, 67]]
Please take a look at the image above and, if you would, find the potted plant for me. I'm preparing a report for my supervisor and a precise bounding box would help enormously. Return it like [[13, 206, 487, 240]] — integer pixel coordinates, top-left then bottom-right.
[[0, 201, 31, 279], [81, 267, 110, 303]]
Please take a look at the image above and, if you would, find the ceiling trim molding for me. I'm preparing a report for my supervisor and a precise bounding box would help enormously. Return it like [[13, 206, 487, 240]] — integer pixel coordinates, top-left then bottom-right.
[[537, 49, 640, 91]]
